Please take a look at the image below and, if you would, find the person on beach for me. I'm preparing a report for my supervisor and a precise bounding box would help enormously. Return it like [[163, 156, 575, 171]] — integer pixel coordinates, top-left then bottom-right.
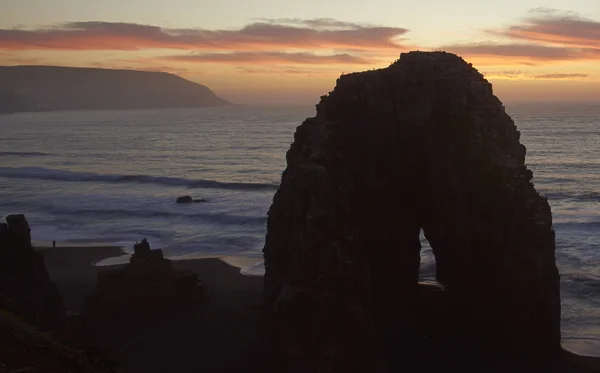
[[52, 240, 56, 248]]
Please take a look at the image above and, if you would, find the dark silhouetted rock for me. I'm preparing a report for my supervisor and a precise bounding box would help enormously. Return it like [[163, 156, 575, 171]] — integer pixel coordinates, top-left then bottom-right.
[[176, 195, 193, 203], [262, 52, 562, 372], [0, 214, 66, 334], [176, 195, 207, 203], [79, 238, 209, 352]]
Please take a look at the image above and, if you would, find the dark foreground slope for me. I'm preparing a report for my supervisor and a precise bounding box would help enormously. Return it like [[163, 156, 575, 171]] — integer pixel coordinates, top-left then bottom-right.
[[0, 66, 230, 112]]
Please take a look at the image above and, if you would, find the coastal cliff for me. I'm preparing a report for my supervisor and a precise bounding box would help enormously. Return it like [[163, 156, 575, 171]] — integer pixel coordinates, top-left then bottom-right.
[[263, 51, 563, 372], [0, 214, 65, 333], [0, 214, 115, 372], [0, 66, 230, 112]]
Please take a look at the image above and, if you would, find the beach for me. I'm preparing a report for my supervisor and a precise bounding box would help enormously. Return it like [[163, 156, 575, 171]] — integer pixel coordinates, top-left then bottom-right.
[[37, 244, 600, 373], [40, 244, 269, 373]]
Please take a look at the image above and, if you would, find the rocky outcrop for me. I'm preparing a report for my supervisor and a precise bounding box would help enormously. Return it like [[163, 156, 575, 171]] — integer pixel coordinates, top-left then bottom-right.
[[0, 214, 65, 333], [263, 52, 561, 372], [176, 195, 207, 203], [79, 239, 209, 350]]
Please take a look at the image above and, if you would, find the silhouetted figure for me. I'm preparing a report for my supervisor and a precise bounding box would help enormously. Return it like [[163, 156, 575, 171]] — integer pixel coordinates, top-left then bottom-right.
[[52, 240, 56, 248]]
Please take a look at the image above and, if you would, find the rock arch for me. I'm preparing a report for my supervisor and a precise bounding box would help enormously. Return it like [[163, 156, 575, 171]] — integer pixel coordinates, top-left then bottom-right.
[[262, 52, 560, 372]]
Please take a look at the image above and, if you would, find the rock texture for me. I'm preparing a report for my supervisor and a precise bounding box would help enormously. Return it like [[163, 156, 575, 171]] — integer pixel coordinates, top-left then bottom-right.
[[262, 52, 561, 372], [0, 214, 65, 333]]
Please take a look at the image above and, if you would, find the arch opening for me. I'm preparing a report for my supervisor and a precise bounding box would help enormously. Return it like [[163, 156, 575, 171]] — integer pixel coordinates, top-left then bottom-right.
[[418, 228, 436, 284]]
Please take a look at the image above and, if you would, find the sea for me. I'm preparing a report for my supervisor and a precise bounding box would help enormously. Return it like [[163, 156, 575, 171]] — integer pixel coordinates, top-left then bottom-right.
[[0, 103, 598, 356]]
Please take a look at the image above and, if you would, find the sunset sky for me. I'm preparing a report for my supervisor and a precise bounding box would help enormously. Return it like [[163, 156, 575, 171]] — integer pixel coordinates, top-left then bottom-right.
[[1, 0, 599, 104]]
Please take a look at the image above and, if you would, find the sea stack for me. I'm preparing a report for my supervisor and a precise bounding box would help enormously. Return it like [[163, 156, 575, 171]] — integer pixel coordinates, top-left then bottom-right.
[[262, 52, 560, 372], [0, 214, 66, 333]]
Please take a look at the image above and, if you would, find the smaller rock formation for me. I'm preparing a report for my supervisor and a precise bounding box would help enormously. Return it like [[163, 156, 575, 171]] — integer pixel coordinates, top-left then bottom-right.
[[176, 195, 208, 203], [82, 238, 209, 313], [79, 239, 209, 350], [0, 214, 65, 333]]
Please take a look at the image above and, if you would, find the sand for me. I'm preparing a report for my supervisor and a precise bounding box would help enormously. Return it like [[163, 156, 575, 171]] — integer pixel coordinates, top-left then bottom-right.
[[40, 245, 269, 373]]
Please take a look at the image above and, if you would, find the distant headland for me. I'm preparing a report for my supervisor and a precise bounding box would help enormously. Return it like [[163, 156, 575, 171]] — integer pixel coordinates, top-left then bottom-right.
[[0, 65, 231, 113]]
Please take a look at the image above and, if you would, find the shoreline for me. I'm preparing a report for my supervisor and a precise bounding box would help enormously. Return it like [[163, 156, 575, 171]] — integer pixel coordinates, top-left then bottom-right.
[[38, 244, 600, 365], [34, 242, 266, 276]]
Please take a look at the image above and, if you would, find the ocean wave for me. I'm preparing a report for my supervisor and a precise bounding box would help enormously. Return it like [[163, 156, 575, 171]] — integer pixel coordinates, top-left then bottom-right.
[[544, 191, 600, 201], [0, 166, 279, 191], [45, 206, 267, 226], [553, 221, 600, 231], [562, 275, 600, 298], [0, 151, 50, 157]]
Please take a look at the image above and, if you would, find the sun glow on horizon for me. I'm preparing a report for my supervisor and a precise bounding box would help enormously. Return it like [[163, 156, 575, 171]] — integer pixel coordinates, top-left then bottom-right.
[[0, 1, 598, 104]]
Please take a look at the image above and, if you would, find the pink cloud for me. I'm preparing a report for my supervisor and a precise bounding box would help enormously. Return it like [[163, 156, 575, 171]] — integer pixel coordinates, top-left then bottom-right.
[[0, 20, 408, 52]]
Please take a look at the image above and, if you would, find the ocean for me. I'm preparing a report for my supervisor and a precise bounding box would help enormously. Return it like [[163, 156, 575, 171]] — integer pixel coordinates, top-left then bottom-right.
[[0, 103, 598, 356]]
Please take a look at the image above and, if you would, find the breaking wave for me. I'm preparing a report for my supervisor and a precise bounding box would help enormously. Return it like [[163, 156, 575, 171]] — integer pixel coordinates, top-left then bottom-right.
[[0, 166, 279, 191], [0, 151, 50, 157], [45, 206, 266, 226]]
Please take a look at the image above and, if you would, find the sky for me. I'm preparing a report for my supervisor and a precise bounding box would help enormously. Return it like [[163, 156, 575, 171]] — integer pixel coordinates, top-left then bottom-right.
[[1, 0, 599, 104]]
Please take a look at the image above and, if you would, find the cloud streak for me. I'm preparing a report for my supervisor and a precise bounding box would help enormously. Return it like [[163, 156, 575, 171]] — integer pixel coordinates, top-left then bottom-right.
[[0, 20, 408, 52], [236, 66, 342, 76], [481, 70, 589, 79], [532, 73, 589, 79], [489, 8, 600, 49], [442, 43, 585, 61], [166, 51, 372, 65], [441, 9, 600, 65]]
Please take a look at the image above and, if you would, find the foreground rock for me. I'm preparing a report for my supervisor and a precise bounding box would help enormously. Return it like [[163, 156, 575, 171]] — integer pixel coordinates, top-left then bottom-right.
[[0, 215, 114, 372], [79, 239, 209, 352], [0, 308, 116, 373], [0, 214, 65, 333], [263, 52, 562, 372]]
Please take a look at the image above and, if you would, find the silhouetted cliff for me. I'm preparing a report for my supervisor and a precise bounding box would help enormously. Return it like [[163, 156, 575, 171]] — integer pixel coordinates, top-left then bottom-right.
[[0, 66, 230, 112]]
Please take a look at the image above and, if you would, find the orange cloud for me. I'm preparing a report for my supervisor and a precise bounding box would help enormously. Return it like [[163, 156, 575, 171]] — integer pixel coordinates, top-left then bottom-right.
[[481, 70, 590, 80], [532, 73, 589, 79], [0, 20, 408, 52], [235, 66, 344, 77], [481, 70, 525, 79]]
